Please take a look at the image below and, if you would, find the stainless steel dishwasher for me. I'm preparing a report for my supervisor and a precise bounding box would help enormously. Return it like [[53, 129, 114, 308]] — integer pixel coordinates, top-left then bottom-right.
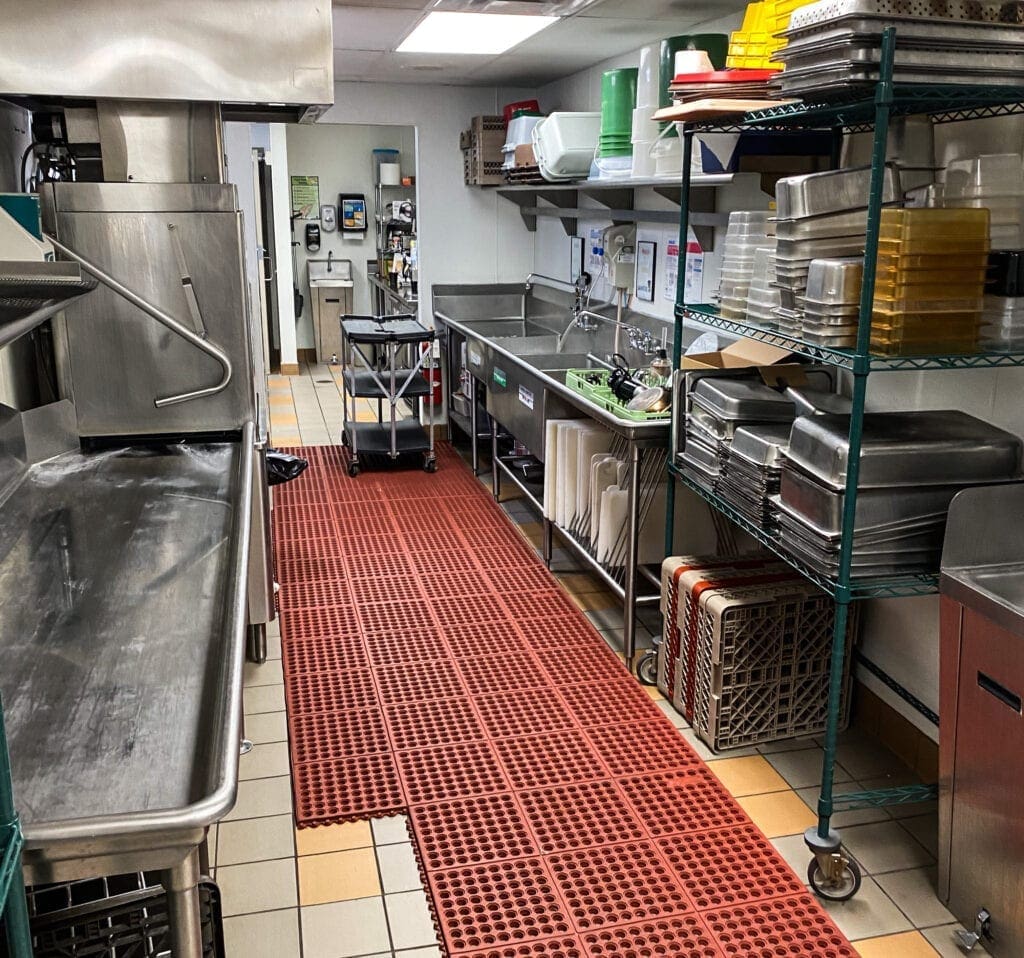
[[939, 483, 1024, 956]]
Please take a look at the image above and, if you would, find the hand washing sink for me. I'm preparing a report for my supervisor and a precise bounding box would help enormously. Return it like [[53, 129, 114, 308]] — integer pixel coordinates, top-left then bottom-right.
[[308, 259, 353, 285]]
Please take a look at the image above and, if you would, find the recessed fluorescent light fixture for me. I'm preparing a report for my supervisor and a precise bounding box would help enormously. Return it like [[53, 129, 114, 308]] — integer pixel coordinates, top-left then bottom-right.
[[397, 12, 558, 55]]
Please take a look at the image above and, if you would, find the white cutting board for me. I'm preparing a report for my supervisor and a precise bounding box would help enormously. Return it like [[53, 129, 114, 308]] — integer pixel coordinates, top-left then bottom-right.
[[543, 419, 574, 520], [598, 487, 628, 564], [590, 455, 620, 542], [576, 426, 613, 526]]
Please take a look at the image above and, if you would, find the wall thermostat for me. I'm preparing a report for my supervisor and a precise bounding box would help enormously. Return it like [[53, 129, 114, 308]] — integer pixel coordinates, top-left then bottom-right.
[[320, 204, 337, 232], [305, 222, 321, 252]]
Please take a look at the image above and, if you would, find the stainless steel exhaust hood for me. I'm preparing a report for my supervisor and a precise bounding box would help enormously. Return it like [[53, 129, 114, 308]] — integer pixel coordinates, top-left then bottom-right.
[[0, 0, 333, 122]]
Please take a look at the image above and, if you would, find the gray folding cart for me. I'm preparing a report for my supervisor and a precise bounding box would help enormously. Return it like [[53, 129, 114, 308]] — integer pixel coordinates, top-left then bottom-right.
[[340, 313, 437, 477]]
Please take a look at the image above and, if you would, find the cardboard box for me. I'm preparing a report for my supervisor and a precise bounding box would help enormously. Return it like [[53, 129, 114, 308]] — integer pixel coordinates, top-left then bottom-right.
[[514, 143, 536, 168], [682, 339, 807, 385]]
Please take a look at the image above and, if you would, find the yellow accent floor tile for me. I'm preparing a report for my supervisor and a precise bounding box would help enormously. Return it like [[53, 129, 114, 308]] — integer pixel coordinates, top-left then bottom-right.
[[270, 413, 299, 427], [269, 393, 295, 407], [645, 686, 664, 701], [556, 573, 603, 594], [737, 789, 819, 838], [273, 435, 302, 447], [297, 846, 380, 906], [296, 821, 373, 856], [855, 931, 939, 957], [712, 755, 790, 797]]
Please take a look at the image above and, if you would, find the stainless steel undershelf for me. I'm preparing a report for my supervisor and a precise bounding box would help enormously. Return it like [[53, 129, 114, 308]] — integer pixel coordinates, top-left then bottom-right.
[[0, 428, 253, 878]]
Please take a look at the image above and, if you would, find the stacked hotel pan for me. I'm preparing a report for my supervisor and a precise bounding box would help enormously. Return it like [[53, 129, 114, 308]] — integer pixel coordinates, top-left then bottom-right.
[[719, 212, 774, 320], [774, 0, 1024, 100], [681, 377, 798, 499], [800, 257, 864, 348], [745, 246, 783, 329], [717, 423, 792, 530], [981, 250, 1024, 350], [773, 410, 1024, 577], [772, 165, 899, 332]]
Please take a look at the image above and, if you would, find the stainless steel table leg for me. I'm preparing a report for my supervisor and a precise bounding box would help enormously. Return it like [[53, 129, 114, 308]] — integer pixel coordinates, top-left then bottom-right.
[[491, 419, 501, 500], [543, 518, 554, 569], [624, 444, 642, 673], [470, 381, 479, 475], [164, 850, 203, 958]]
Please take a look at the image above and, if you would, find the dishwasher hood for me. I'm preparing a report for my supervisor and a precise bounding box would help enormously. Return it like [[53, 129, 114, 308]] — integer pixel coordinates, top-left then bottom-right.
[[0, 0, 333, 122]]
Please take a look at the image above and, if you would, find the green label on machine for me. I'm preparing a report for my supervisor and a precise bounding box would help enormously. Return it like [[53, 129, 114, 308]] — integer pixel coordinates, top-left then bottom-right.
[[493, 367, 507, 388]]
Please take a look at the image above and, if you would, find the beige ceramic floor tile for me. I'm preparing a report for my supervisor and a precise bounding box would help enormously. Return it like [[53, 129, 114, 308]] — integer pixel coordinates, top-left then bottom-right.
[[372, 815, 412, 845], [387, 889, 440, 951], [765, 747, 854, 790], [655, 700, 689, 730], [377, 842, 424, 894], [818, 875, 913, 940], [301, 898, 391, 958], [569, 591, 620, 612], [223, 775, 292, 821], [244, 710, 288, 745], [244, 659, 284, 687], [223, 908, 300, 958], [842, 820, 935, 874], [770, 833, 814, 879], [737, 789, 819, 838], [855, 930, 941, 957], [757, 736, 821, 755], [243, 684, 285, 715], [900, 813, 939, 859], [711, 755, 791, 797], [217, 814, 295, 867], [217, 857, 298, 917], [296, 820, 374, 856], [298, 846, 381, 905], [239, 741, 291, 781], [875, 867, 954, 929]]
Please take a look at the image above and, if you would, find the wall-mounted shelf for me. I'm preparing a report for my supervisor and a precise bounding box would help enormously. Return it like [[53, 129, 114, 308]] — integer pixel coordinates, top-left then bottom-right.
[[496, 173, 739, 248]]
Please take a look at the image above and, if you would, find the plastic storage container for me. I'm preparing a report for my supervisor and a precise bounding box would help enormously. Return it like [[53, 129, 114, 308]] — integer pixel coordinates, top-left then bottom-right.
[[531, 112, 601, 181]]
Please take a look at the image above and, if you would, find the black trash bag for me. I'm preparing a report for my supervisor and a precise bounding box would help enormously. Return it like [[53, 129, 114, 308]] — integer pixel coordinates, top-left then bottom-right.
[[267, 449, 309, 486]]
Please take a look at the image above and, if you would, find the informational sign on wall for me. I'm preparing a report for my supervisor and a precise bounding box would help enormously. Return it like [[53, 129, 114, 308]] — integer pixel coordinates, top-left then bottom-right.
[[290, 175, 320, 219], [635, 240, 657, 302], [664, 235, 704, 303]]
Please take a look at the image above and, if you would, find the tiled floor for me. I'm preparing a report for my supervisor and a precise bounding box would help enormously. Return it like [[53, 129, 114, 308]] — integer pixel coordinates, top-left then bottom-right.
[[218, 367, 984, 958]]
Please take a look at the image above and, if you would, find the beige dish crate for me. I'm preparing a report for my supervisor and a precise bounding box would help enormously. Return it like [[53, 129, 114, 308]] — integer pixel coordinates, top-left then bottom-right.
[[461, 115, 505, 187]]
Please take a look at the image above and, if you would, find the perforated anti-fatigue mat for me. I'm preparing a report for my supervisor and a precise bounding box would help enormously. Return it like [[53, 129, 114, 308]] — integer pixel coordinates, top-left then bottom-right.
[[273, 444, 855, 957]]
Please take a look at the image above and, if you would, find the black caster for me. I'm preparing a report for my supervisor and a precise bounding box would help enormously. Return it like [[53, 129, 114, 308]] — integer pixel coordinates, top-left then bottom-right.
[[424, 457, 437, 473], [807, 853, 862, 902], [348, 461, 360, 478], [636, 650, 659, 686]]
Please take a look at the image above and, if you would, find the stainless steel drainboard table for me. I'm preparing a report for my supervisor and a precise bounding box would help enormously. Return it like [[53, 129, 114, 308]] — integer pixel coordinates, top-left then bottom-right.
[[0, 428, 253, 958]]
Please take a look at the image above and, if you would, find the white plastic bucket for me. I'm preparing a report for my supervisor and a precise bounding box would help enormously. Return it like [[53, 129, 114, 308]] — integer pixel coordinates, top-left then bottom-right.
[[637, 43, 660, 110], [379, 163, 401, 186]]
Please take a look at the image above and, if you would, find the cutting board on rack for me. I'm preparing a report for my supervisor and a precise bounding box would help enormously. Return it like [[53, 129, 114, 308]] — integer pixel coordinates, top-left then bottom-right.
[[653, 98, 798, 122]]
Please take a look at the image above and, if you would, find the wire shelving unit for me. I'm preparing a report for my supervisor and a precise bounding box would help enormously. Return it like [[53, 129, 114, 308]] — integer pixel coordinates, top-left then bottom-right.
[[664, 28, 1024, 899]]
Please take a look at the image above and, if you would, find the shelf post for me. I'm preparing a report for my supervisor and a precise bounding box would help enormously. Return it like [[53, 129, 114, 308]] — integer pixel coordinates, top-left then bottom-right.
[[0, 698, 31, 957], [665, 127, 695, 557], [813, 27, 897, 843]]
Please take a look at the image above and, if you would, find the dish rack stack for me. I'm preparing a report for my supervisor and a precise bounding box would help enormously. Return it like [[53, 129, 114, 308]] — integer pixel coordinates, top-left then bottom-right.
[[660, 554, 855, 751]]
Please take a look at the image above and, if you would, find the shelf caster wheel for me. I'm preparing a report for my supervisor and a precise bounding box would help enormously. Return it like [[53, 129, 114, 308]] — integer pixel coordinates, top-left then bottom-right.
[[424, 457, 437, 473], [636, 651, 658, 686], [807, 852, 862, 902], [348, 461, 360, 478]]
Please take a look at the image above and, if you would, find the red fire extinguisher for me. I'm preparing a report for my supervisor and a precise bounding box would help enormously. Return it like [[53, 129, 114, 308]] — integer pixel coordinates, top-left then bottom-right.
[[421, 343, 442, 407]]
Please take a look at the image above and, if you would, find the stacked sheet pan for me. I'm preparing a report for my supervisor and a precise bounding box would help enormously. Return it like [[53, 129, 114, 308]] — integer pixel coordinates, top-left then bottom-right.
[[775, 0, 1024, 99]]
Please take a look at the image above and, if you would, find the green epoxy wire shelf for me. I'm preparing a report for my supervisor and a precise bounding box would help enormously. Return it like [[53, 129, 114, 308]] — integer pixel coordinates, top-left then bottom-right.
[[665, 27, 1024, 892], [0, 698, 32, 956]]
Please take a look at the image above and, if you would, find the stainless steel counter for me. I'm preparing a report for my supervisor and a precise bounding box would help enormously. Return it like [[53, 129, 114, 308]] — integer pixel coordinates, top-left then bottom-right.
[[0, 426, 253, 955]]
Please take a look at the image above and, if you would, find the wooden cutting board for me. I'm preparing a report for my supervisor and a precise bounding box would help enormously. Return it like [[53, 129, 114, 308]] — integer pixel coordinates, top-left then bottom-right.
[[652, 98, 799, 122]]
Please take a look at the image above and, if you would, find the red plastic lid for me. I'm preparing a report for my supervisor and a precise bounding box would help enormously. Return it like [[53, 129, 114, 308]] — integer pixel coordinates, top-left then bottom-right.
[[672, 68, 780, 83]]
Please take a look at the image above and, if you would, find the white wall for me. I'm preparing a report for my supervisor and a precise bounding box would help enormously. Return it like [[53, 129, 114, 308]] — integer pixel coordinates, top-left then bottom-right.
[[529, 12, 748, 329], [285, 123, 415, 348], [310, 81, 540, 325]]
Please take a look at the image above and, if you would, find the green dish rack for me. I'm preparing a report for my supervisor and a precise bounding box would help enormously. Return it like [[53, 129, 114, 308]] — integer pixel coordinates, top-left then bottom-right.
[[565, 369, 671, 422]]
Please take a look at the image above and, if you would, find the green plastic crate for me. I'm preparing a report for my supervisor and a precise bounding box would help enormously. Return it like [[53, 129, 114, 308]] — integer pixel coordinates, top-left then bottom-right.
[[565, 368, 671, 422]]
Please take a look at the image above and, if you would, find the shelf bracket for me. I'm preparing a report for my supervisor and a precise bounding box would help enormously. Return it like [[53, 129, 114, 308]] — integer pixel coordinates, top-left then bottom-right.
[[496, 189, 539, 233], [537, 189, 579, 236]]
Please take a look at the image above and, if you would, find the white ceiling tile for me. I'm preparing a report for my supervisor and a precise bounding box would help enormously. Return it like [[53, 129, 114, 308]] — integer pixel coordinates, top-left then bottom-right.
[[333, 6, 425, 51]]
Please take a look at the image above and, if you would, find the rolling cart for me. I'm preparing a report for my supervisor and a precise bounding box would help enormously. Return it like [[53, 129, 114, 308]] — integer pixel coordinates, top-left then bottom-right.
[[340, 313, 437, 477]]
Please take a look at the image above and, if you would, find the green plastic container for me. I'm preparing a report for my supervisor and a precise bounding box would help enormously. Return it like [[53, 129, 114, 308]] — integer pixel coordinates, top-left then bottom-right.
[[600, 68, 638, 137]]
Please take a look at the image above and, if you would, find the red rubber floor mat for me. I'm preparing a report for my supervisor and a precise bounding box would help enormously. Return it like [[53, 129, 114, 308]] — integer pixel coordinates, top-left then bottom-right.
[[274, 444, 856, 956]]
